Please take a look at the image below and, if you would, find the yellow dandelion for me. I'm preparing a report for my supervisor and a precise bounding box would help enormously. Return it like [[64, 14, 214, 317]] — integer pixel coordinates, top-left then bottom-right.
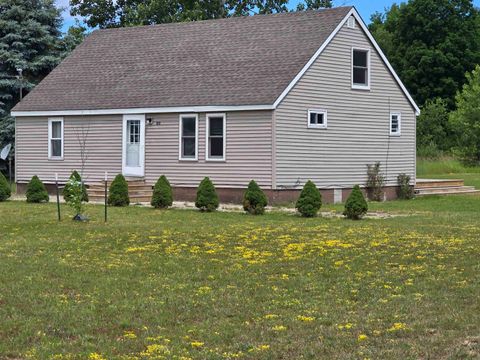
[[358, 334, 368, 341], [191, 341, 204, 348]]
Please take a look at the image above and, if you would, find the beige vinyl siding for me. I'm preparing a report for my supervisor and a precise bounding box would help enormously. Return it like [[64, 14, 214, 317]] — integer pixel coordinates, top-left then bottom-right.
[[15, 115, 122, 183], [274, 20, 416, 189], [145, 111, 272, 188]]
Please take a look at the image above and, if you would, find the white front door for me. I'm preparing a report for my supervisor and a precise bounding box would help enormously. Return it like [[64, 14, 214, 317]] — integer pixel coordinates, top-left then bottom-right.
[[122, 114, 145, 177]]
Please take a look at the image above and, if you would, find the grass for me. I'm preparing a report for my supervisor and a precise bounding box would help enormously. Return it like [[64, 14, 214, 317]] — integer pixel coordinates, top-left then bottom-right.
[[1, 196, 480, 359], [417, 157, 480, 188]]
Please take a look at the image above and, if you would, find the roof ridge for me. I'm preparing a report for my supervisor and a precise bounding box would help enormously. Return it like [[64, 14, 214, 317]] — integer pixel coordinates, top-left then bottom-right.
[[95, 6, 353, 33]]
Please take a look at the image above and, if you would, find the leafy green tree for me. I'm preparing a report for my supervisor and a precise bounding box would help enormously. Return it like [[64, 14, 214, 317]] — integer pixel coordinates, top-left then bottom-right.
[[243, 180, 268, 215], [195, 177, 219, 212], [26, 175, 49, 203], [151, 175, 173, 209], [369, 0, 480, 108], [71, 0, 334, 29], [63, 170, 89, 203], [417, 98, 451, 154], [0, 0, 65, 149], [449, 65, 480, 165], [295, 180, 322, 217], [343, 185, 368, 220], [108, 174, 130, 206], [0, 172, 11, 201]]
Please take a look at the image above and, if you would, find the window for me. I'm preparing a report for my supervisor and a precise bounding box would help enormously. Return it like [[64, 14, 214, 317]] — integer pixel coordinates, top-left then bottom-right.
[[48, 118, 63, 159], [390, 112, 401, 136], [347, 16, 356, 29], [179, 114, 198, 160], [352, 48, 370, 89], [308, 109, 327, 129], [206, 113, 226, 161]]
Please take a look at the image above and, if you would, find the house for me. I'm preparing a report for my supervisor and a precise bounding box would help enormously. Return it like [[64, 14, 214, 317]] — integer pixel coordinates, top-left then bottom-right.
[[11, 6, 420, 204]]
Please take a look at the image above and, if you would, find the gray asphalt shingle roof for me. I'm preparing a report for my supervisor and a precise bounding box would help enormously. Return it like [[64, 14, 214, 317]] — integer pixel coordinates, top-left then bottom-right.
[[13, 7, 352, 112]]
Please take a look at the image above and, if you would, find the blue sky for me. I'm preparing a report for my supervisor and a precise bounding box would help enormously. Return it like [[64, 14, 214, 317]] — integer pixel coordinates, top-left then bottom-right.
[[57, 0, 480, 32]]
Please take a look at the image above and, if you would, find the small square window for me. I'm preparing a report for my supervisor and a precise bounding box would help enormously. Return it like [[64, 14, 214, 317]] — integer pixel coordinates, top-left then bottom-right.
[[308, 110, 327, 129]]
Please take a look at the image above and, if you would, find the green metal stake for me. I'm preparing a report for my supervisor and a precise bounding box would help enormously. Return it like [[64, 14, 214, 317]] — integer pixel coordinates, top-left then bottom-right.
[[104, 171, 108, 222], [55, 173, 61, 221]]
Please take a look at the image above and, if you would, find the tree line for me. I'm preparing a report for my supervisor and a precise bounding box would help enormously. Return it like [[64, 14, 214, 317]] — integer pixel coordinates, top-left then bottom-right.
[[1, 0, 480, 165]]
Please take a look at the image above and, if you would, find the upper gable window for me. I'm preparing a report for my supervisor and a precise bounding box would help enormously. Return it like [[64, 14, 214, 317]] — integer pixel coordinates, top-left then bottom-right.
[[347, 17, 356, 29], [352, 48, 370, 90]]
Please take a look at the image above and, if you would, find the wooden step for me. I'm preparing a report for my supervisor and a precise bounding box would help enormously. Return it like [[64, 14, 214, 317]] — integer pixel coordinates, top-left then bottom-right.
[[415, 179, 464, 188], [415, 187, 480, 196]]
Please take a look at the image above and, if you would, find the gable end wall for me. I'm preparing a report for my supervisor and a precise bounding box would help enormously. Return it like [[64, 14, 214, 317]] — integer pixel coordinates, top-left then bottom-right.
[[274, 19, 416, 189]]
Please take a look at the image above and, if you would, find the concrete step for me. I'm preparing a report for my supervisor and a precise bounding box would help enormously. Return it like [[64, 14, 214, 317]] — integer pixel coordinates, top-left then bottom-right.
[[415, 179, 464, 188]]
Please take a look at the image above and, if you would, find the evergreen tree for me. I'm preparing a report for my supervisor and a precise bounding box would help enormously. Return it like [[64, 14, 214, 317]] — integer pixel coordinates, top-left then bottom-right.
[[195, 177, 219, 212], [243, 180, 268, 215], [151, 175, 173, 209], [26, 175, 49, 203], [108, 174, 130, 206], [296, 180, 322, 217], [0, 0, 64, 149], [0, 172, 11, 201], [343, 185, 368, 220]]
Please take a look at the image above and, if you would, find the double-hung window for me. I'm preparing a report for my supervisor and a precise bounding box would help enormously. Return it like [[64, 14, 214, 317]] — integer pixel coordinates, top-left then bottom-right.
[[206, 113, 226, 161], [179, 114, 198, 160], [390, 112, 401, 136], [308, 109, 327, 129], [48, 118, 64, 159], [352, 48, 370, 89]]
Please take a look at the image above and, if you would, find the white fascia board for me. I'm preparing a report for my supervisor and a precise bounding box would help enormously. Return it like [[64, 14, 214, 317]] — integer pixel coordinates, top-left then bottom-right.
[[272, 7, 421, 116], [11, 104, 275, 117]]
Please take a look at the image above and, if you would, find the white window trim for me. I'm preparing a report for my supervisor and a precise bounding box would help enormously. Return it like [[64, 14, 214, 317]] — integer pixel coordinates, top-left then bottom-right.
[[206, 113, 226, 162], [48, 117, 64, 160], [351, 47, 371, 90], [178, 114, 198, 161], [307, 109, 328, 129], [390, 112, 402, 136], [347, 16, 356, 29]]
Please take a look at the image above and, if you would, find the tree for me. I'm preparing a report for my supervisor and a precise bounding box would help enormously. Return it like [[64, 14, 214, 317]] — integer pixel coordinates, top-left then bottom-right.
[[243, 180, 268, 215], [108, 174, 130, 206], [71, 0, 335, 29], [0, 172, 11, 201], [449, 65, 480, 165], [0, 0, 65, 150], [195, 177, 219, 212], [417, 98, 451, 155], [295, 180, 322, 217], [343, 185, 368, 220], [63, 170, 89, 203], [369, 0, 480, 108], [26, 175, 49, 203], [151, 175, 173, 208]]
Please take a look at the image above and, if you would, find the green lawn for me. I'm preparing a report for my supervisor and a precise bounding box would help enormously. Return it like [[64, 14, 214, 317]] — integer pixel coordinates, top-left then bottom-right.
[[417, 157, 480, 188], [1, 196, 480, 359]]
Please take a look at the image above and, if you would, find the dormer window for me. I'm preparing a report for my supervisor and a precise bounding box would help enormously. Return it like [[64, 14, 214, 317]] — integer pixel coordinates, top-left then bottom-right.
[[352, 48, 370, 90]]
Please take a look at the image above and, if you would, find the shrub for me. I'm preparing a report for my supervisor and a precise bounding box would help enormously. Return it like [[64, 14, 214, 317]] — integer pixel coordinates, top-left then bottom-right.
[[296, 180, 322, 217], [0, 172, 11, 201], [243, 180, 268, 215], [65, 177, 85, 216], [397, 173, 414, 200], [63, 170, 88, 203], [26, 175, 49, 203], [343, 185, 368, 220], [366, 162, 385, 201], [151, 175, 173, 209], [108, 174, 130, 207], [195, 177, 219, 212]]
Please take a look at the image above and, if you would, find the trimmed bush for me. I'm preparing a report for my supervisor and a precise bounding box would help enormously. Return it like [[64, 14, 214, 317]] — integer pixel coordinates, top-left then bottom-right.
[[243, 180, 268, 215], [63, 170, 88, 203], [26, 175, 49, 203], [0, 172, 11, 201], [343, 185, 368, 220], [397, 173, 414, 200], [108, 174, 130, 207], [296, 180, 322, 217], [195, 177, 219, 212], [151, 175, 173, 209]]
